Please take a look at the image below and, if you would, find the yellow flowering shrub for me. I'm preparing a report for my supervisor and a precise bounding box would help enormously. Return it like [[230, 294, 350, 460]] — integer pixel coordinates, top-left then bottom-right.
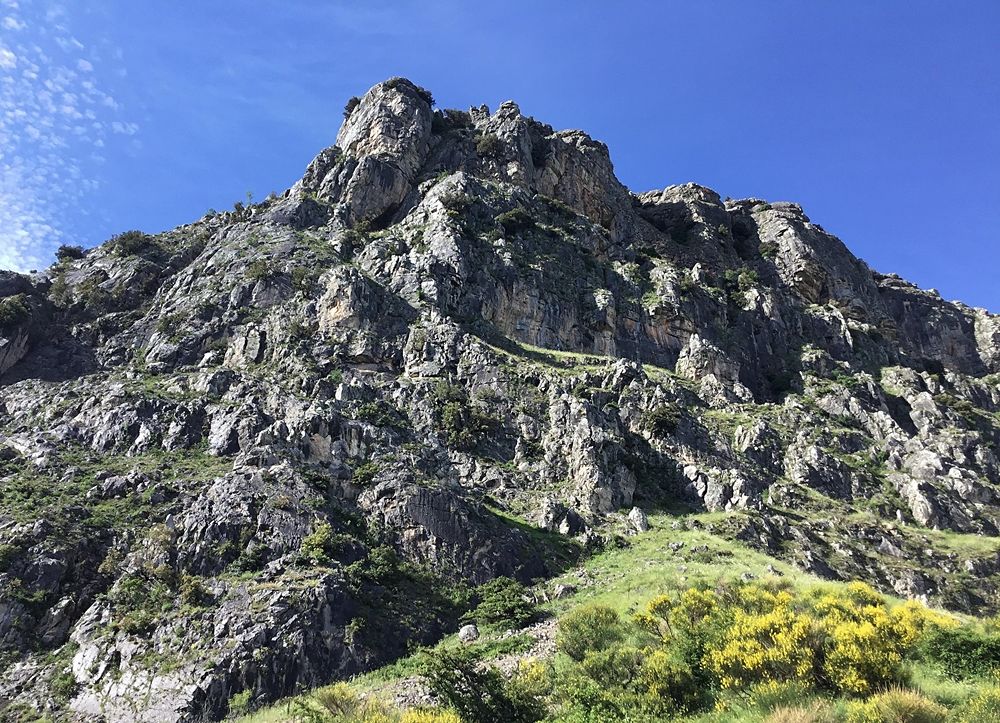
[[823, 606, 904, 694], [845, 582, 884, 608], [705, 605, 817, 688], [509, 658, 553, 700], [891, 598, 957, 648]]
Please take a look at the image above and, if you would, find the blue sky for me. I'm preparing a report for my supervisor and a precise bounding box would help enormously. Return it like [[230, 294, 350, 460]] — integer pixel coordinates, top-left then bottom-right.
[[2, 1, 998, 310]]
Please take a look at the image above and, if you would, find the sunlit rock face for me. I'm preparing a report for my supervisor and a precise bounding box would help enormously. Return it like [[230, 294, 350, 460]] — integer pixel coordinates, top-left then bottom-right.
[[1, 77, 999, 720]]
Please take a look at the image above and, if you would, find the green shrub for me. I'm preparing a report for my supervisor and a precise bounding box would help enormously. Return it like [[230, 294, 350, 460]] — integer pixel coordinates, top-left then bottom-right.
[[496, 207, 535, 235], [420, 647, 544, 723], [155, 312, 184, 335], [434, 382, 490, 449], [467, 577, 537, 630], [345, 544, 402, 585], [476, 132, 503, 157], [300, 521, 336, 565], [227, 689, 252, 715], [440, 191, 470, 217], [290, 266, 316, 292], [738, 268, 759, 291], [109, 229, 153, 256], [760, 240, 779, 258], [49, 668, 78, 703], [0, 294, 30, 332], [55, 244, 85, 262], [384, 77, 434, 105], [352, 461, 379, 485], [179, 574, 208, 607], [343, 96, 360, 119], [77, 277, 113, 312], [554, 646, 699, 720], [246, 259, 273, 282], [642, 404, 681, 437], [919, 626, 1000, 679], [355, 401, 406, 428], [557, 604, 624, 662]]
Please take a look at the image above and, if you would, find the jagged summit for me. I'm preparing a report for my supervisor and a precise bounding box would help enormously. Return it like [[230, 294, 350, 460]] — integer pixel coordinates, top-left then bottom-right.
[[1, 78, 1000, 720]]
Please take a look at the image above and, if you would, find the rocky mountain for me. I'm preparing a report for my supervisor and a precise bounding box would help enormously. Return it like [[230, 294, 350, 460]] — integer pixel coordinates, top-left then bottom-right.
[[1, 76, 999, 721]]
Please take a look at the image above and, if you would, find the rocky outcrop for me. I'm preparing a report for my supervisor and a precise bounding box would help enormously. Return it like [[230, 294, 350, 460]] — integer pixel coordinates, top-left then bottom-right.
[[1, 76, 999, 721]]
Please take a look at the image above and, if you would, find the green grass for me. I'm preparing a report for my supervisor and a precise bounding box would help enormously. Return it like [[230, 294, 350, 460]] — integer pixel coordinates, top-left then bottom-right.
[[542, 512, 816, 618], [235, 511, 998, 723]]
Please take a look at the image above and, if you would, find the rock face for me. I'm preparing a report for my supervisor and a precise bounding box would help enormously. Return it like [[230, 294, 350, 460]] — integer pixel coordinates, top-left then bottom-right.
[[2, 76, 1000, 721]]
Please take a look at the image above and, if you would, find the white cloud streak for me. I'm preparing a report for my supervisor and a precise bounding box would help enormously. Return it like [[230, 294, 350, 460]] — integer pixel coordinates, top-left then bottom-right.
[[0, 0, 136, 273]]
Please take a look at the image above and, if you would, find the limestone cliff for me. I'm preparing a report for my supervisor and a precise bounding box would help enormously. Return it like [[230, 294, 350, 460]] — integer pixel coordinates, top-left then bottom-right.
[[1, 77, 999, 721]]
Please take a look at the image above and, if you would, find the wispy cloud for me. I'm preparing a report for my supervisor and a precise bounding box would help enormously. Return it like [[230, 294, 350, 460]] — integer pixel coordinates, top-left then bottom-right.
[[0, 0, 135, 273]]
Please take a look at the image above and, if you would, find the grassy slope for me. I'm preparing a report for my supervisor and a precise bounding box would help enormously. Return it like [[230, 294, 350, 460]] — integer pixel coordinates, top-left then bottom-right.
[[239, 511, 993, 722]]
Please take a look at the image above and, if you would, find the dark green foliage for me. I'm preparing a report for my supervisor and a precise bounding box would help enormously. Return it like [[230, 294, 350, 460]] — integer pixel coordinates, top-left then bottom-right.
[[351, 461, 379, 485], [0, 294, 30, 331], [434, 381, 490, 449], [719, 265, 759, 305], [354, 401, 408, 429], [343, 96, 360, 119], [919, 626, 1000, 679], [557, 604, 625, 662], [155, 312, 184, 335], [345, 544, 403, 585], [678, 275, 697, 295], [440, 190, 470, 218], [109, 229, 153, 256], [55, 244, 85, 262], [759, 240, 779, 259], [737, 268, 759, 291], [476, 132, 503, 157], [290, 266, 316, 292], [49, 668, 78, 703], [496, 207, 535, 235], [300, 521, 338, 565], [432, 108, 473, 133], [440, 400, 489, 449], [466, 577, 537, 630], [287, 320, 312, 339], [77, 276, 113, 312], [0, 542, 20, 567], [233, 544, 267, 573], [246, 259, 273, 282], [421, 647, 545, 723], [108, 572, 174, 633], [642, 404, 681, 437], [179, 574, 209, 607], [556, 645, 699, 720]]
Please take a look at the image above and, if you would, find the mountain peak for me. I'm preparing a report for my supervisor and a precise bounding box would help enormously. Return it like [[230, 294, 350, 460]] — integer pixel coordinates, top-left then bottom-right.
[[1, 78, 999, 721]]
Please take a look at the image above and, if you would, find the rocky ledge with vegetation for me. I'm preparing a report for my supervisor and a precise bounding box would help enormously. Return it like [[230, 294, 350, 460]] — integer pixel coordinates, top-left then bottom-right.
[[1, 76, 999, 722]]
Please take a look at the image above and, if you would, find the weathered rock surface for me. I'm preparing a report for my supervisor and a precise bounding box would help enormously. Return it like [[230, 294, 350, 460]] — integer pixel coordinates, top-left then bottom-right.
[[1, 76, 999, 721]]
